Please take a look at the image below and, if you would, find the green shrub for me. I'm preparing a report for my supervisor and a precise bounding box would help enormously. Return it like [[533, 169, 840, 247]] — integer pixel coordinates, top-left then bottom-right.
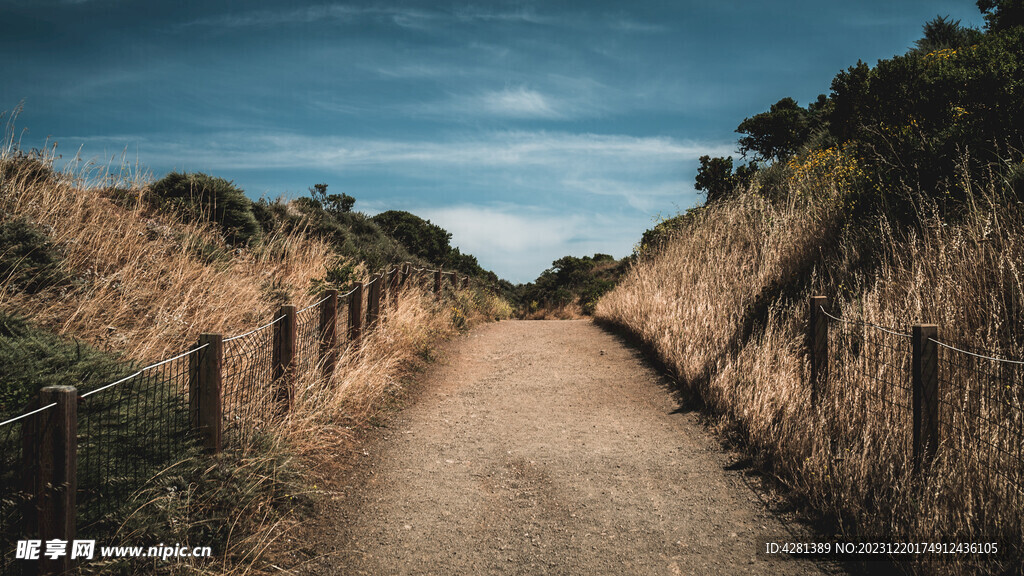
[[309, 260, 355, 295], [0, 313, 130, 416], [0, 218, 68, 294], [149, 172, 261, 245]]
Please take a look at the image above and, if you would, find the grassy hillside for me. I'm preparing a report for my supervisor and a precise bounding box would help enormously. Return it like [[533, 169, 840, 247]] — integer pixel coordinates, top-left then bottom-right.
[[596, 6, 1024, 574], [597, 164, 1024, 576], [0, 132, 510, 574]]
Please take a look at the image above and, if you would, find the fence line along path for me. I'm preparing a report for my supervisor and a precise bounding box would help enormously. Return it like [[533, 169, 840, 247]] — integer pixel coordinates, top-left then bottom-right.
[[0, 263, 472, 576]]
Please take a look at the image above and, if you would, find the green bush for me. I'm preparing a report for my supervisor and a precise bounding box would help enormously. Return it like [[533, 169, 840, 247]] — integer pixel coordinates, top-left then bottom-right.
[[149, 172, 261, 245], [512, 254, 627, 315], [825, 25, 1024, 215], [0, 313, 130, 416], [0, 218, 68, 294]]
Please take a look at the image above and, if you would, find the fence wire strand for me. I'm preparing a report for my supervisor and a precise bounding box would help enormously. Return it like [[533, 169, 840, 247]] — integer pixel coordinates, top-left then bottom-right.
[[0, 276, 419, 574], [936, 337, 1024, 518], [222, 323, 275, 441], [77, 350, 197, 540], [826, 311, 913, 474]]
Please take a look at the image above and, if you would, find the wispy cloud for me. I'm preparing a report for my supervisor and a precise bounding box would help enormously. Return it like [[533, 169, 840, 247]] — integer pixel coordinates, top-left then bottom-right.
[[181, 5, 381, 29], [406, 204, 649, 282], [65, 130, 732, 171], [478, 87, 561, 119], [180, 3, 664, 35]]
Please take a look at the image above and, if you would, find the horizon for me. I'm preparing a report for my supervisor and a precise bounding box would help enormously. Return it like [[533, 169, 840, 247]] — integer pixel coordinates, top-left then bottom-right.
[[0, 0, 983, 283]]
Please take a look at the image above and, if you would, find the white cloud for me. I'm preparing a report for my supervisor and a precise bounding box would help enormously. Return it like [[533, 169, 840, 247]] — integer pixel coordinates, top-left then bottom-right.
[[478, 87, 561, 119], [409, 204, 645, 283], [67, 130, 732, 172]]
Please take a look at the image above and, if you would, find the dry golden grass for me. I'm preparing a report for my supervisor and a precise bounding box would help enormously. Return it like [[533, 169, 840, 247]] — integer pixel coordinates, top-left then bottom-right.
[[1, 130, 507, 574], [596, 172, 1024, 575], [523, 302, 585, 320], [0, 146, 338, 362]]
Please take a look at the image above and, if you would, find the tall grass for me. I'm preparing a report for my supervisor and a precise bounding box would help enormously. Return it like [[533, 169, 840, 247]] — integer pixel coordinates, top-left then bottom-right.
[[596, 164, 1024, 575], [0, 143, 336, 361], [0, 119, 510, 574]]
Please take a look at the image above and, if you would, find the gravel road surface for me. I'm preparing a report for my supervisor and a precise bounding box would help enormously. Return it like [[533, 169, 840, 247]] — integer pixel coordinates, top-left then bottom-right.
[[303, 320, 841, 575]]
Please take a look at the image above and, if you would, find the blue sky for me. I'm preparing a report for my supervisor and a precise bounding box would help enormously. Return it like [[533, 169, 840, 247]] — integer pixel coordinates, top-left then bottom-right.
[[0, 0, 983, 282]]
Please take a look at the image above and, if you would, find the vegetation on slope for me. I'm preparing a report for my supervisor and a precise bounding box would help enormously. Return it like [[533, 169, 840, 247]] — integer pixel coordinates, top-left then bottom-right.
[[598, 4, 1024, 575], [0, 124, 511, 574], [512, 254, 629, 318]]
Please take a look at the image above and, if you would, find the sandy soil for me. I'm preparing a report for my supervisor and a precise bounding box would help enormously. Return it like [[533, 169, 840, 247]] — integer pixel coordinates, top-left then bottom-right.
[[300, 320, 844, 575]]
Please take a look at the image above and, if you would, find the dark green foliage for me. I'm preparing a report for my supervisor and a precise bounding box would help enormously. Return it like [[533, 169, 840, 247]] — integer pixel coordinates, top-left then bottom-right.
[[694, 156, 760, 204], [310, 260, 355, 295], [514, 254, 628, 316], [250, 198, 278, 235], [149, 172, 261, 245], [736, 97, 816, 162], [370, 210, 497, 280], [0, 313, 131, 417], [371, 210, 452, 264], [914, 15, 983, 52], [309, 183, 355, 218], [978, 0, 1024, 32], [826, 61, 872, 144], [639, 207, 705, 254], [734, 161, 760, 188], [0, 218, 68, 294], [695, 156, 735, 203], [680, 4, 1024, 229], [825, 25, 1024, 214]]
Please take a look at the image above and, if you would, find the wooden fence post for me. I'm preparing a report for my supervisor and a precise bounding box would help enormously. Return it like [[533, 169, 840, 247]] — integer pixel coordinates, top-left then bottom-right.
[[434, 269, 442, 295], [319, 290, 338, 379], [809, 296, 828, 408], [388, 268, 400, 308], [367, 275, 382, 327], [348, 282, 363, 345], [452, 272, 459, 291], [30, 386, 77, 576], [190, 334, 223, 453], [912, 324, 939, 472], [402, 262, 411, 288], [272, 305, 297, 413]]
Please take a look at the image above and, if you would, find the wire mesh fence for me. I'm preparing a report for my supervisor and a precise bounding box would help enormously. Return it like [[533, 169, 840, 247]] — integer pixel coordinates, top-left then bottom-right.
[[222, 321, 277, 443], [825, 311, 913, 478], [820, 301, 1024, 557], [935, 338, 1024, 533], [76, 348, 198, 540], [295, 304, 321, 380], [0, 417, 27, 576], [0, 270, 438, 574]]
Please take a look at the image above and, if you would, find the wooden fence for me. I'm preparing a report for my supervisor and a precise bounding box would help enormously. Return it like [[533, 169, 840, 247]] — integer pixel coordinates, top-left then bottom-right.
[[1, 263, 470, 576]]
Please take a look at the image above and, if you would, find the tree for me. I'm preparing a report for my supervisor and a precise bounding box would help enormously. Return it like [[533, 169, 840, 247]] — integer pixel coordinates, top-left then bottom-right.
[[826, 61, 871, 143], [370, 210, 453, 264], [977, 0, 1024, 32], [694, 155, 735, 203], [736, 97, 812, 162], [914, 15, 982, 52], [309, 183, 355, 219]]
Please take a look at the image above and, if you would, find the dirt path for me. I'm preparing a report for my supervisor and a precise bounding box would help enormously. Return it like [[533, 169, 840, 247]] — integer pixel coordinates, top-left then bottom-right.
[[304, 320, 841, 575]]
